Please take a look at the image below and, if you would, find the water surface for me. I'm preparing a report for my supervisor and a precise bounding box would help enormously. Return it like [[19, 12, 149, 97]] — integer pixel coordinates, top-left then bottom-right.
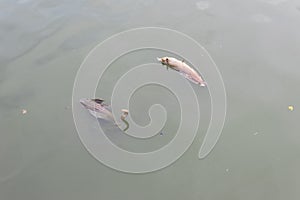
[[1, 0, 300, 199]]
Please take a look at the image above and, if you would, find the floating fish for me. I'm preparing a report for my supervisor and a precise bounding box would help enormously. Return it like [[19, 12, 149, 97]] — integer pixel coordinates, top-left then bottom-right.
[[157, 57, 206, 86], [80, 98, 129, 131]]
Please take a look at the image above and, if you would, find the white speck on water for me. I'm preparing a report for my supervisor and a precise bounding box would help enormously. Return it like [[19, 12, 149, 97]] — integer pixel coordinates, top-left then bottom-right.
[[253, 132, 259, 136], [21, 109, 27, 114], [252, 14, 272, 23], [226, 168, 229, 172], [196, 1, 210, 10]]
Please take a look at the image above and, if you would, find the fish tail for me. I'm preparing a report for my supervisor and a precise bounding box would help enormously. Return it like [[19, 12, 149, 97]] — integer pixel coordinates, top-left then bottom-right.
[[200, 82, 207, 87]]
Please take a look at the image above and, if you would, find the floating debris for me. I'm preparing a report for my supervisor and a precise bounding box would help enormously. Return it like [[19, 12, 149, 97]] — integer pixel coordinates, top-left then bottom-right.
[[288, 105, 294, 111], [21, 109, 27, 114]]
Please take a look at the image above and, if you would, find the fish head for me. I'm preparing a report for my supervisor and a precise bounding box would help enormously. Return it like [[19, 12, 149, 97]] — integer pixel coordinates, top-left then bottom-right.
[[80, 98, 98, 110], [80, 98, 89, 107], [157, 57, 170, 65]]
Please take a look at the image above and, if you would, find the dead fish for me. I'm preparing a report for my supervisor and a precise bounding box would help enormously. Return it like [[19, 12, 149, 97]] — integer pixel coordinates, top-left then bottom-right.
[[80, 98, 113, 120], [80, 98, 129, 131], [157, 57, 206, 86]]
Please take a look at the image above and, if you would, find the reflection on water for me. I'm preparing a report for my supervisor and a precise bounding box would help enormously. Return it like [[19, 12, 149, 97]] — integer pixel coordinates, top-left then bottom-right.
[[1, 0, 300, 199]]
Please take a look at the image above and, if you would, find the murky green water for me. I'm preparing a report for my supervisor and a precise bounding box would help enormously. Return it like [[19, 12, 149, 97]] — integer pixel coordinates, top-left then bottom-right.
[[1, 0, 300, 199]]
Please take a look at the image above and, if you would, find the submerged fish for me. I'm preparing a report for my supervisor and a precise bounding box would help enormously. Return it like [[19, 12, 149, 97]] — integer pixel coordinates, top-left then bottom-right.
[[80, 98, 129, 131], [157, 57, 206, 86]]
